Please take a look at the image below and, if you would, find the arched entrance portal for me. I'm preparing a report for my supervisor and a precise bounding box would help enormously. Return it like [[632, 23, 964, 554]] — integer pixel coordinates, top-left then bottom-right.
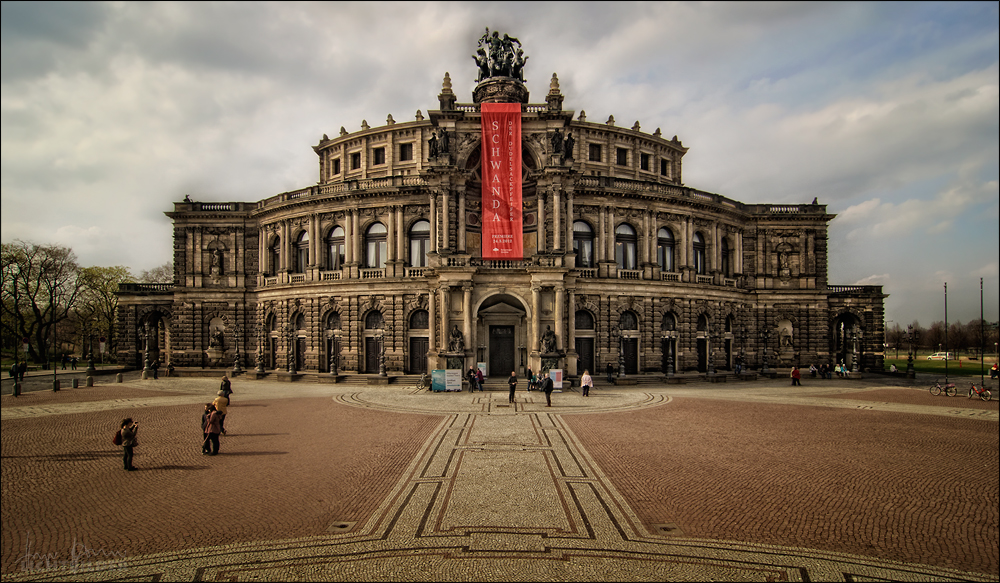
[[833, 313, 863, 370], [476, 295, 528, 379]]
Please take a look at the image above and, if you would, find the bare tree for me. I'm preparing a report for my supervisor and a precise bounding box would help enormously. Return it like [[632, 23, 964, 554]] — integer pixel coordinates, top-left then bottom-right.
[[76, 265, 133, 358], [1, 241, 83, 364], [137, 262, 173, 284]]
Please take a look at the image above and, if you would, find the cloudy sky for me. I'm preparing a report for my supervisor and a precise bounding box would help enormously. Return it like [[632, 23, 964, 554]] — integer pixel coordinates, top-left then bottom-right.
[[2, 1, 997, 327]]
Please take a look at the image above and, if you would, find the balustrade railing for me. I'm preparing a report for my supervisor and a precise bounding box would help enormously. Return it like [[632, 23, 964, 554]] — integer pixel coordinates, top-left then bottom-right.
[[320, 271, 342, 281], [576, 268, 597, 278], [696, 275, 714, 285], [471, 258, 529, 269], [618, 269, 641, 280], [661, 272, 681, 282], [290, 274, 306, 283], [264, 277, 278, 287], [360, 268, 385, 279], [405, 267, 426, 278]]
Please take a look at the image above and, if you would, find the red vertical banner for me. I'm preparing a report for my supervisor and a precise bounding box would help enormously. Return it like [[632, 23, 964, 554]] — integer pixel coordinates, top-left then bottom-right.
[[481, 102, 522, 259]]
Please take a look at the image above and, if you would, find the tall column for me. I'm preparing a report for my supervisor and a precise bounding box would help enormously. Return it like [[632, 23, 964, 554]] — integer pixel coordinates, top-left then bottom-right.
[[387, 207, 396, 262], [458, 192, 466, 251], [531, 286, 541, 352], [281, 222, 289, 272], [428, 289, 437, 352], [567, 288, 576, 351], [441, 189, 450, 251], [439, 286, 450, 350], [462, 284, 472, 357], [598, 206, 606, 262], [607, 207, 616, 261], [396, 206, 405, 262], [642, 211, 651, 265], [537, 192, 546, 253], [311, 214, 319, 268], [258, 226, 266, 275], [554, 286, 565, 350], [429, 193, 437, 253], [566, 191, 575, 253], [553, 188, 562, 251]]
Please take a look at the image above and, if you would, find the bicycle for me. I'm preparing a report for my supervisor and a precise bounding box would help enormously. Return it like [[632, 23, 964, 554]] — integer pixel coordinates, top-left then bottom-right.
[[929, 380, 957, 397], [967, 382, 992, 401]]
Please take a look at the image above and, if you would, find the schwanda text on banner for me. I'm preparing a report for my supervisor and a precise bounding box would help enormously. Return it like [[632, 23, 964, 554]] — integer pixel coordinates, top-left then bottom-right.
[[480, 102, 523, 259]]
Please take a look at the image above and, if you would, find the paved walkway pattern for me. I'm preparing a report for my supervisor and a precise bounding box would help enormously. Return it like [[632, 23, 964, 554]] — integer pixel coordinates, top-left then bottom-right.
[[1, 373, 997, 581]]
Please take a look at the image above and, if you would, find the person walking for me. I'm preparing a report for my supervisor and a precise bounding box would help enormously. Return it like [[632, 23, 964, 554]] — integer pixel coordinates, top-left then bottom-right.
[[580, 369, 593, 397], [220, 375, 232, 404], [507, 371, 517, 403], [151, 359, 159, 379], [606, 362, 615, 384], [201, 403, 214, 454], [476, 368, 484, 393], [542, 372, 555, 407], [203, 404, 222, 455], [791, 366, 802, 386], [212, 391, 229, 435], [120, 418, 139, 471]]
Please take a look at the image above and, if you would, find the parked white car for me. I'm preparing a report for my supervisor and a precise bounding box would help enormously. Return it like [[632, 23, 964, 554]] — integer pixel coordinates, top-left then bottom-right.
[[926, 352, 953, 360]]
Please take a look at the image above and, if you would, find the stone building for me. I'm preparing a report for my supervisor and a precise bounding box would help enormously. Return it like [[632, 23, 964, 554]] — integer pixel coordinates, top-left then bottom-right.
[[116, 37, 886, 380]]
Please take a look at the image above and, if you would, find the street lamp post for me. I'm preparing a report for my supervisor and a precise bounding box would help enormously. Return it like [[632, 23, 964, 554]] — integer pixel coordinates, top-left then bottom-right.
[[707, 327, 716, 375], [611, 325, 624, 379], [285, 324, 296, 374], [232, 322, 243, 375], [255, 318, 266, 374], [758, 326, 771, 375], [905, 325, 918, 378], [851, 326, 862, 373], [377, 328, 386, 377]]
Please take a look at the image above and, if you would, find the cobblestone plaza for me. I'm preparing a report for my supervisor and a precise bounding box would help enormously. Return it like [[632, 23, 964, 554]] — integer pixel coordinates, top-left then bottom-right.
[[2, 372, 996, 581]]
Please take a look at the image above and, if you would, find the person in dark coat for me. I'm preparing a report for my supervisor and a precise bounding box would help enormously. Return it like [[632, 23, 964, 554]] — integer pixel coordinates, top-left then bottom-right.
[[203, 405, 222, 455], [507, 371, 517, 403], [606, 362, 615, 384], [542, 373, 554, 407], [120, 418, 139, 471]]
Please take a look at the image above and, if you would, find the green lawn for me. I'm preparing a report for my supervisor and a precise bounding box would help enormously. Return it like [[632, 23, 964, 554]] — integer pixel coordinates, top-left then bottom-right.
[[884, 356, 996, 378]]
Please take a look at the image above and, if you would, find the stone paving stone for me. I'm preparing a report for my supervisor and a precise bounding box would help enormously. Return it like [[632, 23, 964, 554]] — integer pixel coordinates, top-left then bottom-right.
[[1, 377, 997, 581], [566, 397, 999, 577]]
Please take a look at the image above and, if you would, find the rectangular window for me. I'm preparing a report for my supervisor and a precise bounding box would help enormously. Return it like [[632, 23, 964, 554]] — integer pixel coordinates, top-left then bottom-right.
[[640, 153, 650, 171], [588, 143, 602, 162], [373, 147, 385, 165], [616, 148, 628, 166], [399, 143, 413, 162], [351, 152, 361, 170], [660, 159, 669, 176], [331, 158, 341, 176]]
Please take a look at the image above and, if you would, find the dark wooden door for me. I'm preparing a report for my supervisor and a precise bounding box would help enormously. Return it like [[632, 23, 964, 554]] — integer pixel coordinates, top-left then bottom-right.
[[489, 326, 515, 377], [697, 339, 707, 372], [409, 337, 428, 374], [365, 337, 379, 373], [576, 337, 594, 375], [623, 338, 638, 374]]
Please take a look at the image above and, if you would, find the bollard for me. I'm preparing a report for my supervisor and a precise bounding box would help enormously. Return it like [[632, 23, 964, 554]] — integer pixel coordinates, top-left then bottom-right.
[[87, 376, 94, 387], [116, 373, 123, 383], [12, 382, 21, 397], [52, 379, 60, 392], [72, 378, 80, 389]]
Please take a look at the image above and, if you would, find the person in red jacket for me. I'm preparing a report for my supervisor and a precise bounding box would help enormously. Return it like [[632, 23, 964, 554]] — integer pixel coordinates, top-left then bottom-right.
[[791, 366, 802, 386]]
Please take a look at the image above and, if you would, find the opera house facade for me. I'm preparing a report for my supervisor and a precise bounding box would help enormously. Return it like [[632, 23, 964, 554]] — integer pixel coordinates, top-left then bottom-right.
[[116, 37, 886, 382]]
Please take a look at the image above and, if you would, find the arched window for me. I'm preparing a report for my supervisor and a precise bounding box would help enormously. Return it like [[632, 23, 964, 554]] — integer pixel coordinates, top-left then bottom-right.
[[365, 311, 384, 329], [294, 313, 306, 330], [573, 221, 594, 268], [615, 224, 637, 270], [619, 310, 638, 331], [721, 238, 730, 277], [365, 222, 387, 268], [575, 310, 595, 330], [326, 311, 341, 330], [697, 314, 709, 332], [266, 313, 276, 332], [661, 313, 676, 332], [294, 231, 309, 274], [269, 236, 281, 275], [657, 227, 674, 272], [410, 309, 429, 329], [693, 232, 706, 275], [326, 226, 345, 271], [409, 220, 430, 267]]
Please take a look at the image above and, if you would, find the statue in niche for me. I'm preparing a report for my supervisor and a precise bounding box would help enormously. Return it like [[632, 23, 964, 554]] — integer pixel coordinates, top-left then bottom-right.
[[210, 248, 223, 276], [209, 327, 225, 349], [448, 325, 465, 352], [540, 325, 556, 353], [439, 129, 450, 154]]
